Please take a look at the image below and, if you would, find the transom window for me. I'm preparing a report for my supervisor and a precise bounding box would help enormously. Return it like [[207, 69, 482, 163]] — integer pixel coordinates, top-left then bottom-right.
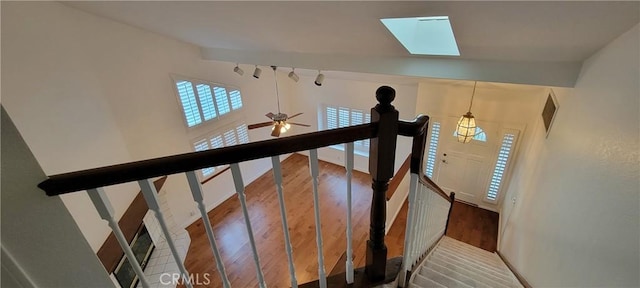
[[453, 126, 487, 142], [323, 105, 371, 155], [193, 123, 250, 178], [174, 78, 243, 128]]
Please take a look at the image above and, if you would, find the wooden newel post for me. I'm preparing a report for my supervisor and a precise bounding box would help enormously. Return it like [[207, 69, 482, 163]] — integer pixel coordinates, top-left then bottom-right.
[[366, 86, 399, 281]]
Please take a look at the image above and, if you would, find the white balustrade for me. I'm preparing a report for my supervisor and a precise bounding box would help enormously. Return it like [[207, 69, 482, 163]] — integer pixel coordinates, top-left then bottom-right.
[[87, 188, 150, 288], [138, 179, 194, 288], [344, 143, 355, 284], [185, 171, 231, 288], [309, 149, 327, 288], [271, 156, 298, 288], [230, 163, 267, 288], [398, 173, 419, 287]]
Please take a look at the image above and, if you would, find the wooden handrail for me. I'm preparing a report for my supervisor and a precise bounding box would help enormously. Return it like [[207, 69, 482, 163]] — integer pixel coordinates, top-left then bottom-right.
[[386, 154, 411, 201], [39, 123, 377, 195]]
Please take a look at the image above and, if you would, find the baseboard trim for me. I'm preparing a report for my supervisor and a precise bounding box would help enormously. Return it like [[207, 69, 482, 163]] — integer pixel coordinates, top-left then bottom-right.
[[496, 250, 532, 288]]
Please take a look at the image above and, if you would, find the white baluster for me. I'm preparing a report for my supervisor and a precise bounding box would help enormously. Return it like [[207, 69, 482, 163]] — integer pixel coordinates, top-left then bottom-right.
[[87, 188, 150, 288], [230, 163, 267, 288], [398, 173, 419, 287], [138, 179, 193, 288], [344, 143, 355, 284], [185, 171, 231, 288], [410, 185, 423, 265], [271, 156, 298, 288], [309, 149, 327, 288]]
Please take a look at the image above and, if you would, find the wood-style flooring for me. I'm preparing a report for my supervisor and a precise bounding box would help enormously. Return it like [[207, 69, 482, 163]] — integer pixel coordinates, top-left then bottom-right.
[[445, 201, 499, 252], [181, 153, 408, 287]]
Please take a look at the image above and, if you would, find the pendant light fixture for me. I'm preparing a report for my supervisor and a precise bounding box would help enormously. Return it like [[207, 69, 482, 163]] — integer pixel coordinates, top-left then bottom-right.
[[456, 81, 478, 143]]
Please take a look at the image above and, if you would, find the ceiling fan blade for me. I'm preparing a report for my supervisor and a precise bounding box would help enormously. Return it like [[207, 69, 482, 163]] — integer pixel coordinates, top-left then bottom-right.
[[248, 122, 274, 129], [265, 112, 275, 119], [271, 124, 282, 137], [287, 112, 303, 119], [289, 122, 311, 127]]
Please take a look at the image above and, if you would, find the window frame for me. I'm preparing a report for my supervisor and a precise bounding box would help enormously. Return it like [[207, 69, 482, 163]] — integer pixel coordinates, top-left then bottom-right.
[[171, 74, 244, 130], [191, 121, 251, 180], [321, 104, 371, 156]]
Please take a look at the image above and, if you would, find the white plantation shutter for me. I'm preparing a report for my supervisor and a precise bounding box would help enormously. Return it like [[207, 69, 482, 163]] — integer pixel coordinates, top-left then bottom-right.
[[176, 81, 202, 127], [326, 107, 338, 129], [338, 108, 350, 128], [193, 123, 251, 179], [236, 124, 250, 144], [210, 135, 224, 149], [486, 132, 518, 202], [223, 129, 237, 146], [322, 105, 372, 155], [425, 122, 441, 178], [196, 84, 217, 121], [213, 87, 231, 116], [193, 139, 215, 176], [229, 90, 243, 110], [174, 78, 243, 128]]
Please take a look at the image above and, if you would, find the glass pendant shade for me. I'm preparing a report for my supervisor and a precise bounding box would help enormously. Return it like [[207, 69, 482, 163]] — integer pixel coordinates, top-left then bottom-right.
[[456, 112, 477, 143]]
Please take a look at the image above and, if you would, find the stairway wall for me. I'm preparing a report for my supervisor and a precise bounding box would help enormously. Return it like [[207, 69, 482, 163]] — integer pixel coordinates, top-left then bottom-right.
[[499, 24, 640, 287]]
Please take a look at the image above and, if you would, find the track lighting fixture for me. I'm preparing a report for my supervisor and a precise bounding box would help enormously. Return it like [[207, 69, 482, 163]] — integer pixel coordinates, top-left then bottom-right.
[[314, 71, 325, 86], [233, 64, 244, 76], [253, 66, 262, 79], [288, 68, 299, 82]]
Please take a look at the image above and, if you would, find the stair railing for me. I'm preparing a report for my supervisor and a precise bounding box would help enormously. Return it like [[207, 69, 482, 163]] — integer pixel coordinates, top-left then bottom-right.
[[397, 114, 455, 287], [38, 86, 432, 287]]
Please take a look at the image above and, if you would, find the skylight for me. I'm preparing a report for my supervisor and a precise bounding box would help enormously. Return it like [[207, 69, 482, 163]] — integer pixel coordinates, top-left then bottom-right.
[[380, 16, 460, 56]]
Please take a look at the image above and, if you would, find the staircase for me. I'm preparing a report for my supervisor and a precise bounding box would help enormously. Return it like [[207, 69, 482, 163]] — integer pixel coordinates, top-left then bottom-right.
[[409, 236, 523, 288]]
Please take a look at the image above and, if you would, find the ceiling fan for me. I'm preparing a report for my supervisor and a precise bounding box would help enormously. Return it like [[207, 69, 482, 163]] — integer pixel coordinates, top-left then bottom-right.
[[247, 66, 310, 137]]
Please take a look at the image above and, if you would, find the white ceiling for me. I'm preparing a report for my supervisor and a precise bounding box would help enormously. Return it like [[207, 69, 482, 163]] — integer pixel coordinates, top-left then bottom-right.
[[64, 1, 639, 86]]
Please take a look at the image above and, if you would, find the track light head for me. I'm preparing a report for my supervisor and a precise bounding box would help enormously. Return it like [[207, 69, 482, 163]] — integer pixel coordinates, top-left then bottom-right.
[[288, 68, 299, 82], [314, 71, 325, 86], [233, 65, 244, 76], [253, 66, 262, 79]]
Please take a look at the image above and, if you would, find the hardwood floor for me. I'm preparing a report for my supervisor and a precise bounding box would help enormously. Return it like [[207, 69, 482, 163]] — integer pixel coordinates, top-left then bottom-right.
[[181, 153, 408, 287], [445, 201, 499, 252]]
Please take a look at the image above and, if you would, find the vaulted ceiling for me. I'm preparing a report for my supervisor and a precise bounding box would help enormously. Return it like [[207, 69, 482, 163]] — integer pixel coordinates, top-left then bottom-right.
[[64, 1, 639, 87]]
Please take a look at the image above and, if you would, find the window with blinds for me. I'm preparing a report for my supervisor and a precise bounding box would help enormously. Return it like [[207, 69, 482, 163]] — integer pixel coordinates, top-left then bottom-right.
[[425, 122, 441, 178], [486, 131, 518, 202], [192, 123, 250, 178], [174, 78, 243, 128], [324, 105, 371, 155]]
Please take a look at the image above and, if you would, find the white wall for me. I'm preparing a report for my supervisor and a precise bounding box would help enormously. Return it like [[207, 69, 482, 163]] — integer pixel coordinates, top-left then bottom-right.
[[2, 1, 139, 252], [1, 107, 114, 287], [1, 1, 293, 251], [499, 24, 640, 287]]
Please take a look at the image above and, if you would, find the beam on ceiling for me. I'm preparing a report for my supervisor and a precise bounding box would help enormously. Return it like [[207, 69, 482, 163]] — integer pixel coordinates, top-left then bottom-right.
[[201, 47, 581, 88]]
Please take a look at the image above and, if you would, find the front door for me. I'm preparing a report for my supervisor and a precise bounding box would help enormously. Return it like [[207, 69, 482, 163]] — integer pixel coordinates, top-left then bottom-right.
[[433, 117, 497, 207]]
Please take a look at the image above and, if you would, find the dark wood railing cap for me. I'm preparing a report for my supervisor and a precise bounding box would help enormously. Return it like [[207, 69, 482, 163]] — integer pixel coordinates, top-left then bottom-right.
[[375, 86, 396, 108]]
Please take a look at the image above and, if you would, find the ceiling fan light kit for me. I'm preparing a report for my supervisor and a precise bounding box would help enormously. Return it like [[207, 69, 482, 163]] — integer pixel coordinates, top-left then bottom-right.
[[247, 66, 310, 137]]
